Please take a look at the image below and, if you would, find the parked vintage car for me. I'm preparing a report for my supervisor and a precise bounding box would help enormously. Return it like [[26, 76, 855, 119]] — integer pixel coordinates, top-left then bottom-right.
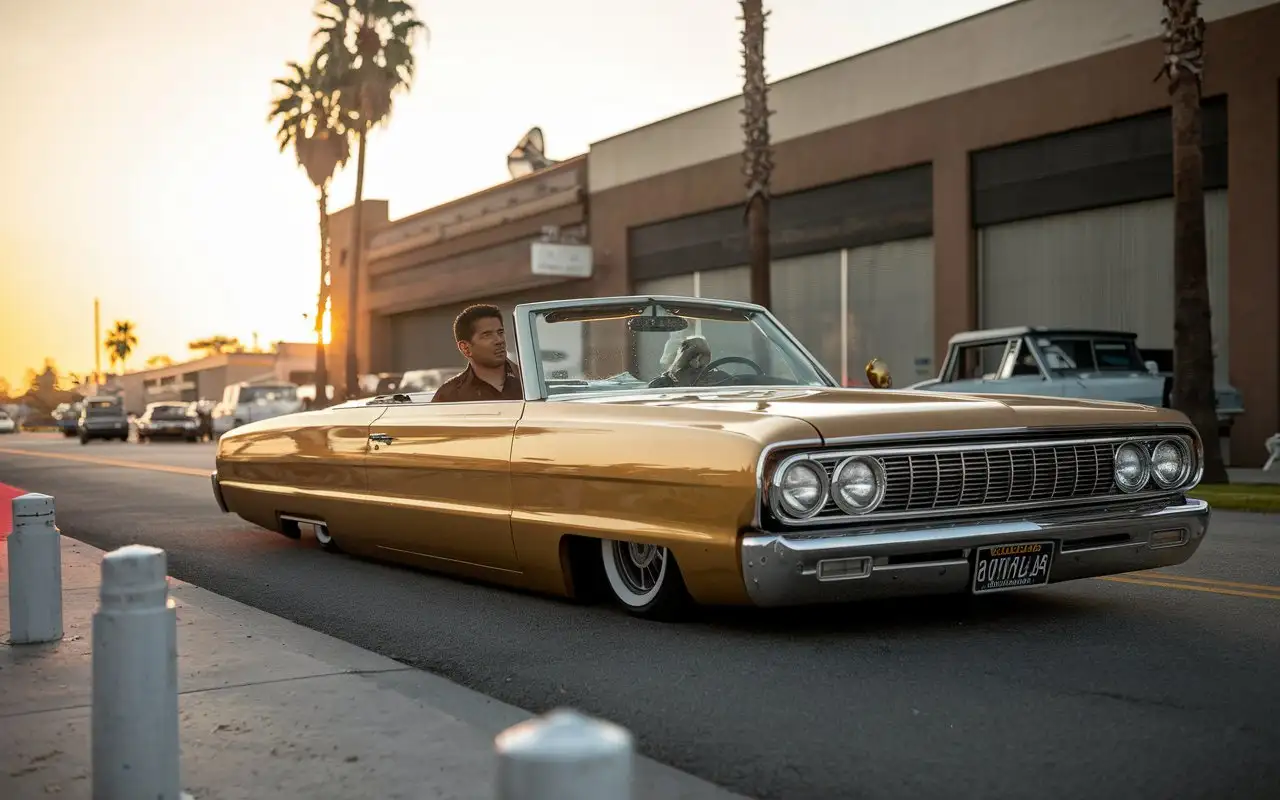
[[54, 402, 82, 436], [0, 409, 16, 434], [78, 396, 130, 443], [212, 296, 1211, 620], [211, 381, 303, 437], [135, 401, 202, 443], [908, 326, 1244, 436]]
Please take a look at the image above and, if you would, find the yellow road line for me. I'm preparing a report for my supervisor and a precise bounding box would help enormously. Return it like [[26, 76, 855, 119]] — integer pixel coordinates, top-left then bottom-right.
[[1136, 571, 1280, 594], [1100, 575, 1280, 601], [0, 447, 208, 478]]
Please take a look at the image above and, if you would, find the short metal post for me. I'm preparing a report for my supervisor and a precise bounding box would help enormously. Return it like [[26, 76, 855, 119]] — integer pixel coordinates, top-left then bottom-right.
[[92, 544, 181, 800], [495, 708, 634, 800], [6, 492, 62, 644]]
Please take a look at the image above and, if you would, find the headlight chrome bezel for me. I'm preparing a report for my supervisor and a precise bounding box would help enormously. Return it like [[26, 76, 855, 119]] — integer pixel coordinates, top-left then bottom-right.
[[830, 455, 886, 516], [1150, 437, 1193, 489], [1113, 442, 1151, 494], [768, 457, 830, 521]]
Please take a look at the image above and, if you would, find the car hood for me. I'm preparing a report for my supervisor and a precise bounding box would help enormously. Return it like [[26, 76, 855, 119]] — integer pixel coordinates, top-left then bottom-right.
[[577, 386, 1186, 442]]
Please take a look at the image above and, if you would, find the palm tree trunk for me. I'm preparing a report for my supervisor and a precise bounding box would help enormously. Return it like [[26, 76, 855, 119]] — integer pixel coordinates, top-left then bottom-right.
[[314, 188, 330, 409], [741, 0, 773, 311], [1162, 0, 1228, 482], [344, 123, 369, 401]]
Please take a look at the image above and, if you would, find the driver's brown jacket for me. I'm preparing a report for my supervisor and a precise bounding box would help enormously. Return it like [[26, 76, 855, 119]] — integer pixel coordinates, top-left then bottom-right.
[[431, 361, 523, 403]]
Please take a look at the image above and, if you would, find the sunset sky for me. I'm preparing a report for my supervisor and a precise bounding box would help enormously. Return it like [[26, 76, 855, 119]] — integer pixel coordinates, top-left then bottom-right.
[[0, 0, 1013, 391]]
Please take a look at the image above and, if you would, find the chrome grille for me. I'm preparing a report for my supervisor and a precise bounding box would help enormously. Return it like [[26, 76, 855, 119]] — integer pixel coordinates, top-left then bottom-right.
[[815, 441, 1118, 515], [763, 431, 1199, 527]]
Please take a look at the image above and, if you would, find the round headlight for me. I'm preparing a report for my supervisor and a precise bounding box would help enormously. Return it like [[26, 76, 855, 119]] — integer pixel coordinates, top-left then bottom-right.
[[831, 456, 885, 515], [1113, 442, 1150, 493], [1150, 438, 1191, 488], [774, 460, 828, 519]]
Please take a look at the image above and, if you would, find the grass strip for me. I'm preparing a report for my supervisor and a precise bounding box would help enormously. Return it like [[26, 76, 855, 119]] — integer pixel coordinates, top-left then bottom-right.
[[1190, 482, 1280, 513]]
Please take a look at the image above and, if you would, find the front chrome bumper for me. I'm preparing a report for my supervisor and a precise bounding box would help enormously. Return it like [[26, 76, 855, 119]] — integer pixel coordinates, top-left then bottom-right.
[[210, 471, 229, 513], [739, 497, 1210, 607]]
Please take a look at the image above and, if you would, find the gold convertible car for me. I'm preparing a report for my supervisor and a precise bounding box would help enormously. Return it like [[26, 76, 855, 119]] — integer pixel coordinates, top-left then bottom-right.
[[211, 295, 1211, 620]]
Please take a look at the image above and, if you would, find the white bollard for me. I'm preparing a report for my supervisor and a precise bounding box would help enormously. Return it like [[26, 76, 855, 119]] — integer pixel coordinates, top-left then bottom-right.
[[6, 492, 63, 644], [494, 708, 634, 800], [92, 544, 181, 800]]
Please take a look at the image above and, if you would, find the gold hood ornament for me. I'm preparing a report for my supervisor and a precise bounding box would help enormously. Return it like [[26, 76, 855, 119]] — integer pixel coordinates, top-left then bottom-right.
[[865, 358, 893, 389]]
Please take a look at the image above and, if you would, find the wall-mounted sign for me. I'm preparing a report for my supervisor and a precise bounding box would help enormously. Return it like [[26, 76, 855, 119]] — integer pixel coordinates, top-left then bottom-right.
[[531, 242, 593, 278]]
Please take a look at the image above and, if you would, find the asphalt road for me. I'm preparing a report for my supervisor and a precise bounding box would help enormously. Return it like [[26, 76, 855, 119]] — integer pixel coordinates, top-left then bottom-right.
[[2, 433, 1278, 800]]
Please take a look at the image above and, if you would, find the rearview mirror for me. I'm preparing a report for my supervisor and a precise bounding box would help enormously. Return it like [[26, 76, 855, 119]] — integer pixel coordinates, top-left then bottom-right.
[[628, 315, 688, 332], [865, 358, 893, 389]]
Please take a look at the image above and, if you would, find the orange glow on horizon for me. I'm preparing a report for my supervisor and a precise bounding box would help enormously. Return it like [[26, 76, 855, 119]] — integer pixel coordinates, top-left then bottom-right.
[[0, 0, 1015, 389]]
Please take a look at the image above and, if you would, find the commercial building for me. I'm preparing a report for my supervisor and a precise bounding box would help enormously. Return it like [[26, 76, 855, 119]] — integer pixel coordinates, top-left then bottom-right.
[[325, 155, 597, 377], [327, 0, 1279, 465], [110, 343, 314, 414]]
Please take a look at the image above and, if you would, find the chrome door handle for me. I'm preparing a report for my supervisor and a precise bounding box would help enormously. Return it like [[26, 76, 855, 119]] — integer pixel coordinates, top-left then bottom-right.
[[369, 433, 394, 444]]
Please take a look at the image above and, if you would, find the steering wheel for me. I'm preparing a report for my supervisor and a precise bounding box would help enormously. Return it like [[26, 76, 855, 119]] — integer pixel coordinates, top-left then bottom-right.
[[694, 356, 765, 385]]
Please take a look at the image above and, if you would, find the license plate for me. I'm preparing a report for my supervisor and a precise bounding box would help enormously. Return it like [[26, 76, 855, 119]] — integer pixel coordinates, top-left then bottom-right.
[[972, 540, 1055, 594]]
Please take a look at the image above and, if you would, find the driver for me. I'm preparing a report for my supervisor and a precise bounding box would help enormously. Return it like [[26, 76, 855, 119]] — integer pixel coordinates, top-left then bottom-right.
[[648, 335, 731, 387]]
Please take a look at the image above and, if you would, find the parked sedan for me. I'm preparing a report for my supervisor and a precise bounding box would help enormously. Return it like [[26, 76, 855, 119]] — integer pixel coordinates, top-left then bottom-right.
[[78, 397, 130, 443], [136, 402, 202, 443], [211, 295, 1210, 620], [0, 410, 16, 434]]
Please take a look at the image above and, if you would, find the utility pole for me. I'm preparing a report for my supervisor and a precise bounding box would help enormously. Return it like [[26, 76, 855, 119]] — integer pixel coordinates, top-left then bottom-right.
[[94, 298, 102, 384]]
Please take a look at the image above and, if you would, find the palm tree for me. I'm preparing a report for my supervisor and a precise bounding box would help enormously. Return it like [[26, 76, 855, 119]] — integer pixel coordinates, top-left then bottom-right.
[[312, 0, 426, 399], [1158, 0, 1227, 483], [105, 321, 138, 375], [188, 335, 243, 356], [269, 58, 351, 408], [740, 0, 774, 310]]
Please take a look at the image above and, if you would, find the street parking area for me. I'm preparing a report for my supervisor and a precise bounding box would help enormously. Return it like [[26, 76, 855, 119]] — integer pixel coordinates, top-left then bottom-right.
[[1, 433, 1277, 800]]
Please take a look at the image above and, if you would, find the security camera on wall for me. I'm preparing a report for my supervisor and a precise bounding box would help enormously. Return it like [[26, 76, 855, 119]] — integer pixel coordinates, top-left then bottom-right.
[[507, 126, 561, 178]]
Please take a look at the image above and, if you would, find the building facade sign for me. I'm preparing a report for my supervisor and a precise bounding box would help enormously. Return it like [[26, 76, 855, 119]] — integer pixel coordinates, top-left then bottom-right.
[[531, 242, 593, 278]]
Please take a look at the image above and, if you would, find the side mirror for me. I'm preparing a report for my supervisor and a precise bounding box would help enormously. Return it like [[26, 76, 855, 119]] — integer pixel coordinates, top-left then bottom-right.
[[1144, 360, 1160, 375], [865, 358, 893, 389]]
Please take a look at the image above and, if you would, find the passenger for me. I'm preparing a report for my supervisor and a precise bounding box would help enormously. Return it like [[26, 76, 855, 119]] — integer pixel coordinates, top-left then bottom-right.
[[648, 335, 731, 387], [431, 304, 523, 403]]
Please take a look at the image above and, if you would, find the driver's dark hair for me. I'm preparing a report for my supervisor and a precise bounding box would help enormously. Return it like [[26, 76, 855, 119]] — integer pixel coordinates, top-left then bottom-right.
[[454, 304, 503, 343]]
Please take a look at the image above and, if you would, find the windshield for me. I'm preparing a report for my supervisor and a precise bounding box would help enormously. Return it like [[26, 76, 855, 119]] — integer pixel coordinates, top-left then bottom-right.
[[151, 405, 189, 420], [1034, 336, 1146, 374], [240, 385, 297, 403], [528, 300, 834, 398]]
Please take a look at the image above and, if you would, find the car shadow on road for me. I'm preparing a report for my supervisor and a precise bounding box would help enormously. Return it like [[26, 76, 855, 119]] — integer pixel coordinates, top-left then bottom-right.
[[322, 536, 1111, 640], [693, 588, 1110, 638]]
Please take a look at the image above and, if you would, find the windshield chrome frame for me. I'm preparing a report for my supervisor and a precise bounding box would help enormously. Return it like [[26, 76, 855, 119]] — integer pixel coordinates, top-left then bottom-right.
[[513, 295, 840, 402]]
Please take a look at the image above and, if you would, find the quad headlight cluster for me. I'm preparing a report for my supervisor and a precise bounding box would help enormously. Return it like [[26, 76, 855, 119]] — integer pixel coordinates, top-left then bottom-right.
[[1113, 437, 1194, 493], [770, 455, 885, 521]]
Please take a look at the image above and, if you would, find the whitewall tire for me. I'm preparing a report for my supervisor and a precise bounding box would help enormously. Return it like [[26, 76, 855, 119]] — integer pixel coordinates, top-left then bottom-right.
[[599, 538, 689, 620]]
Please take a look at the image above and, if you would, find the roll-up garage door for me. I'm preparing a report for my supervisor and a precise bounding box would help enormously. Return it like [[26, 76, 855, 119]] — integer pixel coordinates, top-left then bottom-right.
[[635, 239, 935, 386], [389, 307, 467, 373], [846, 236, 936, 385], [978, 190, 1230, 383]]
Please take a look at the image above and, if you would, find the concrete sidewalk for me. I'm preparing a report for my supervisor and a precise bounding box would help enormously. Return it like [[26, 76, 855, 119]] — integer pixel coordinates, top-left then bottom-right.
[[0, 535, 749, 800]]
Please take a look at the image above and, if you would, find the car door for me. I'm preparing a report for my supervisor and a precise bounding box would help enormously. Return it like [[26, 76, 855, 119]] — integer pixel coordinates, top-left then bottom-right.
[[363, 395, 524, 573]]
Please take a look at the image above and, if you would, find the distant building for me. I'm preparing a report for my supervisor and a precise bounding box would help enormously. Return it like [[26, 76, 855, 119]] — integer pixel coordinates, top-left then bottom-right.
[[326, 0, 1280, 465], [108, 344, 313, 414]]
